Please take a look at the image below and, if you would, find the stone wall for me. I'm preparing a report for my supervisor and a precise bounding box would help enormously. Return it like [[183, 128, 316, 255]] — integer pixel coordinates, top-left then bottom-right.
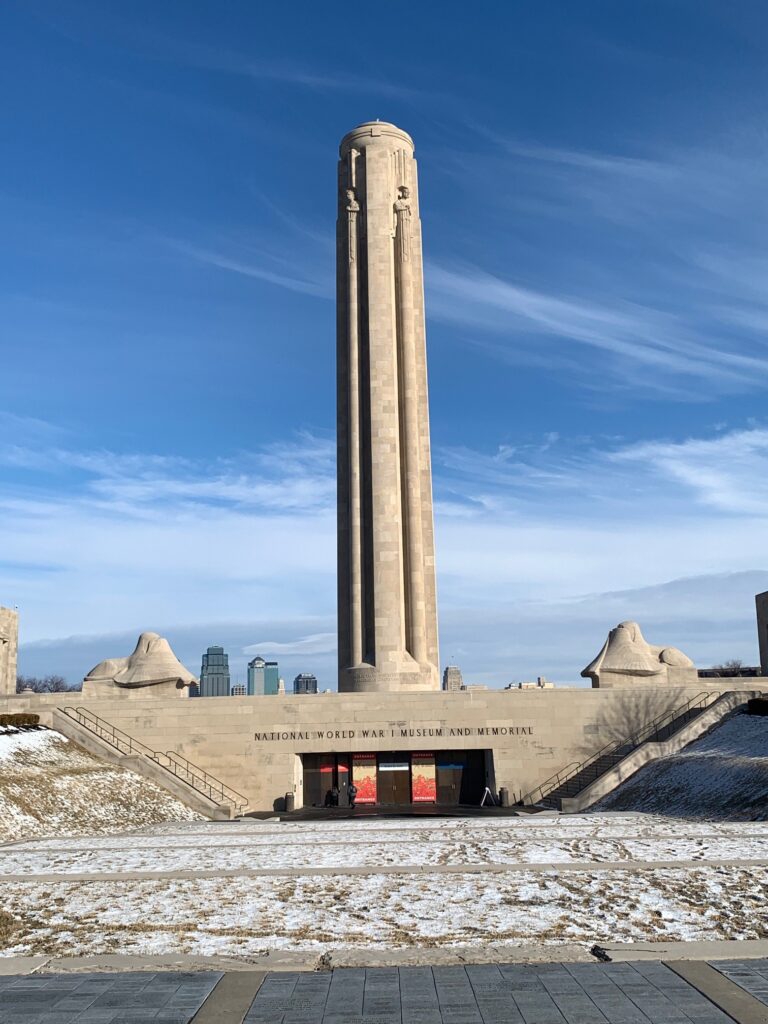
[[2, 680, 763, 812], [0, 607, 18, 698], [757, 591, 768, 675]]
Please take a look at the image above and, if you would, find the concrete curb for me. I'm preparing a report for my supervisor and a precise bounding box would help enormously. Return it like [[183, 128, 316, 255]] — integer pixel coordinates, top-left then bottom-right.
[[669, 960, 768, 1023], [5, 939, 768, 975]]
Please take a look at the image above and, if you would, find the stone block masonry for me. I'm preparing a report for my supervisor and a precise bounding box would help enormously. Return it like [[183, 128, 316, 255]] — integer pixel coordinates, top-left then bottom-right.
[[0, 606, 18, 697], [337, 122, 439, 693], [3, 682, 762, 813]]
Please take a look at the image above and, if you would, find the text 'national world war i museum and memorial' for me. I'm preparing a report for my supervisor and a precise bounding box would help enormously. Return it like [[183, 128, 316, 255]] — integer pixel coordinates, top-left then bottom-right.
[[1, 123, 766, 817]]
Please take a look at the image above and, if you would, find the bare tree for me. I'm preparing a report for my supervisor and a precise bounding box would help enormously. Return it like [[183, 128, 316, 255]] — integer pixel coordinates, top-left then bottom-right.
[[16, 675, 78, 693], [710, 659, 744, 677]]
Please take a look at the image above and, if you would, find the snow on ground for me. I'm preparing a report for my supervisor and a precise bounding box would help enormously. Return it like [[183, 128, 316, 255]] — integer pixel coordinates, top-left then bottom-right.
[[598, 711, 768, 819], [1, 814, 767, 956], [1, 824, 767, 875], [2, 713, 767, 956], [0, 729, 201, 842]]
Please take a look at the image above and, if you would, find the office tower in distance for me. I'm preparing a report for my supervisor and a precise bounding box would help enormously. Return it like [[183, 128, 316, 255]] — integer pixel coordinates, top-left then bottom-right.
[[248, 656, 280, 695], [443, 665, 463, 692], [199, 646, 230, 697], [293, 673, 318, 695], [230, 683, 247, 696], [264, 660, 279, 694], [247, 657, 263, 695]]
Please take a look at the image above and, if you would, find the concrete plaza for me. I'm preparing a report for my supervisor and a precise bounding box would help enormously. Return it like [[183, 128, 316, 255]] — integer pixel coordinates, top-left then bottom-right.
[[5, 959, 768, 1022]]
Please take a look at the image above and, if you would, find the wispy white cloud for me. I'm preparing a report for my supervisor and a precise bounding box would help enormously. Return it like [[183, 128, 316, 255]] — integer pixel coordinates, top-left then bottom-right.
[[611, 428, 768, 515], [477, 131, 674, 181], [243, 633, 336, 657], [437, 426, 768, 520], [0, 433, 336, 516], [30, 7, 435, 104], [426, 264, 768, 392], [162, 238, 332, 299]]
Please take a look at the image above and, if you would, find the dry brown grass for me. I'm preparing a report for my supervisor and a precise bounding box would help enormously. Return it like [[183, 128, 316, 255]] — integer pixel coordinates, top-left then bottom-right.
[[0, 908, 22, 945]]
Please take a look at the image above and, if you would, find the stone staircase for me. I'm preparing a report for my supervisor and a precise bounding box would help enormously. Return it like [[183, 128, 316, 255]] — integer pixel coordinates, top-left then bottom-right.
[[520, 690, 756, 812], [53, 705, 248, 820]]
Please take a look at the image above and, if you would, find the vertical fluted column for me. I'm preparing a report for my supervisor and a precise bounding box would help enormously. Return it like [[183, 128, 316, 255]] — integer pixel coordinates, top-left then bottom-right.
[[394, 179, 427, 664], [344, 168, 364, 668], [337, 122, 440, 693]]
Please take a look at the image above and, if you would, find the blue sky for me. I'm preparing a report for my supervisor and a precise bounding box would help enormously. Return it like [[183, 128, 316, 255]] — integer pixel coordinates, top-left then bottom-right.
[[3, 1, 768, 687]]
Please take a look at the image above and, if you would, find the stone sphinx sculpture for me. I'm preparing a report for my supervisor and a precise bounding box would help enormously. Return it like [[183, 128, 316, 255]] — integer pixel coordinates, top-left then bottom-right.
[[581, 621, 697, 689], [82, 632, 196, 698]]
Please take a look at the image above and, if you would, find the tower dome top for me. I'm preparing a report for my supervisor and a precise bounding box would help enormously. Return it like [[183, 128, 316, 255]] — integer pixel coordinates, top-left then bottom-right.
[[340, 121, 414, 156]]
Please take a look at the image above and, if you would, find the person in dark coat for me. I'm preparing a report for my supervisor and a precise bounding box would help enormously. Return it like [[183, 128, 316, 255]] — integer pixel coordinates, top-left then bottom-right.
[[347, 782, 358, 809]]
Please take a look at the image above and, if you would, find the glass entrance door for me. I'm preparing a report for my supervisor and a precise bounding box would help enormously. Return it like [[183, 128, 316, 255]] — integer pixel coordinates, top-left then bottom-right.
[[303, 753, 351, 807], [377, 755, 410, 805], [436, 750, 487, 805], [436, 755, 464, 804]]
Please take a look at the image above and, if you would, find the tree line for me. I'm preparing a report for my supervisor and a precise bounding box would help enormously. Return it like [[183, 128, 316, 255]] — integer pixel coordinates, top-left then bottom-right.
[[16, 675, 82, 693]]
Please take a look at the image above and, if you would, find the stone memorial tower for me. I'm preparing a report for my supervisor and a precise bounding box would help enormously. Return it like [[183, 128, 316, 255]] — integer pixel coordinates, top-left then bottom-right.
[[337, 121, 440, 693]]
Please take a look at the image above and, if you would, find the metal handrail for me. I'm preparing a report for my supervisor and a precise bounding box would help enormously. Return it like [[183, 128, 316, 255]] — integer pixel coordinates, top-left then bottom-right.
[[61, 706, 247, 813], [161, 750, 247, 813], [519, 690, 717, 806], [63, 706, 157, 760], [520, 761, 580, 807]]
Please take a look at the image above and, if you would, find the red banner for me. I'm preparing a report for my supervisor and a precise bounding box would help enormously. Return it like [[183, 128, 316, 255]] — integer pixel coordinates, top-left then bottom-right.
[[352, 752, 377, 804], [411, 752, 436, 802]]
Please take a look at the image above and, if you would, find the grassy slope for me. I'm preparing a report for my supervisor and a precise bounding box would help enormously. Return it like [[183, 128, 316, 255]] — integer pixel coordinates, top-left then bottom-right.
[[597, 711, 768, 820], [0, 729, 201, 842]]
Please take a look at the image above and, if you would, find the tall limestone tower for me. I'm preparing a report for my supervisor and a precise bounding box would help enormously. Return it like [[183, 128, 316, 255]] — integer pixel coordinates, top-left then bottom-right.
[[337, 121, 440, 693]]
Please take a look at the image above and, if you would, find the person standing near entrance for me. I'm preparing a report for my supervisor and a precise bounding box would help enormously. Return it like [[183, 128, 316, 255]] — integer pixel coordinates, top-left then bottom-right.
[[347, 782, 358, 810]]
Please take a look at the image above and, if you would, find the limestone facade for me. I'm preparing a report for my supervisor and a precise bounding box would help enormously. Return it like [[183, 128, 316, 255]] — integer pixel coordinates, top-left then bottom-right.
[[337, 122, 439, 693], [4, 682, 761, 813], [0, 607, 18, 697], [757, 591, 768, 674]]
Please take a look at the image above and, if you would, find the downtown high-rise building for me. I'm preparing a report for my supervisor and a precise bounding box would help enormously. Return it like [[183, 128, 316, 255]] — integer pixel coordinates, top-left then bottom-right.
[[247, 656, 279, 695], [442, 665, 463, 692], [199, 646, 230, 697], [293, 673, 318, 695]]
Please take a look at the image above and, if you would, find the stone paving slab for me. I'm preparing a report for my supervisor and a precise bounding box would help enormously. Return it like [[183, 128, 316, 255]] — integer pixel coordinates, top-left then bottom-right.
[[241, 963, 736, 1024], [711, 959, 768, 1009], [0, 970, 222, 1023], [1, 961, 763, 1023], [672, 960, 768, 1023]]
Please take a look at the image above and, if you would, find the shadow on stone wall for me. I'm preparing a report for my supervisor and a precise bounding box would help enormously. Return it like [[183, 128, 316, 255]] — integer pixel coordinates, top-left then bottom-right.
[[583, 688, 689, 757]]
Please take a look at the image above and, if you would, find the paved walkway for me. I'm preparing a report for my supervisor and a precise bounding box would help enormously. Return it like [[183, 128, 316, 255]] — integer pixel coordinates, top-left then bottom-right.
[[4, 960, 768, 1023], [2, 857, 767, 884]]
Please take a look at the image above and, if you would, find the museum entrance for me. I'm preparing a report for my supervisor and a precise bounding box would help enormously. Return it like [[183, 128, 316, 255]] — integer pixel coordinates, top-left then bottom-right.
[[435, 750, 486, 804], [377, 755, 411, 805], [302, 753, 351, 807], [302, 749, 489, 808]]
